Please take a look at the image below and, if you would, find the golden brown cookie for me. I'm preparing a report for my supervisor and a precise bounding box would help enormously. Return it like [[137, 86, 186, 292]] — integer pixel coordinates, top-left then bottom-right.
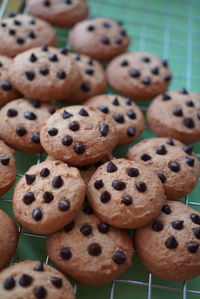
[[13, 160, 86, 234], [147, 89, 200, 144], [106, 52, 172, 100], [87, 158, 166, 229], [85, 95, 144, 145], [135, 201, 200, 281]]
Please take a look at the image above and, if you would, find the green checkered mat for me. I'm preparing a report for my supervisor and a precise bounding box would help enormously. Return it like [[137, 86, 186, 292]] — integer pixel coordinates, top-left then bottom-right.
[[0, 0, 200, 298]]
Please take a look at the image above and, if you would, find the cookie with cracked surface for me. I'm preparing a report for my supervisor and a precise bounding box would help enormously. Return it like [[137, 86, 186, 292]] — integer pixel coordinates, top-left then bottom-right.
[[135, 201, 200, 281], [0, 140, 16, 195], [0, 98, 58, 153], [127, 137, 200, 200], [106, 52, 172, 100], [0, 55, 20, 105], [0, 14, 56, 57], [147, 89, 200, 144], [0, 260, 75, 298], [85, 94, 144, 145], [27, 0, 88, 28], [87, 158, 166, 229], [0, 209, 18, 270], [40, 106, 118, 166], [69, 17, 129, 61], [13, 160, 86, 234], [9, 46, 81, 101], [47, 205, 133, 286]]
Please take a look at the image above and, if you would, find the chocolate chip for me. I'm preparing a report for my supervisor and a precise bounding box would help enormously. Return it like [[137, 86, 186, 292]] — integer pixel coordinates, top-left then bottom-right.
[[32, 132, 40, 143], [193, 227, 200, 239], [186, 100, 194, 107], [151, 67, 159, 75], [81, 82, 91, 92], [121, 195, 133, 205], [48, 128, 58, 136], [156, 145, 167, 155], [32, 208, 43, 221], [94, 179, 104, 190], [129, 69, 141, 78], [1, 157, 10, 166], [28, 31, 36, 39], [115, 37, 123, 45], [73, 143, 86, 154], [43, 0, 51, 6], [112, 97, 120, 106], [165, 236, 178, 249], [29, 18, 36, 25], [152, 220, 163, 231], [113, 114, 125, 123], [8, 12, 16, 17], [172, 220, 184, 230], [162, 93, 171, 101], [13, 19, 21, 26], [40, 168, 50, 177], [190, 214, 200, 225], [183, 145, 193, 155], [48, 54, 58, 62], [59, 200, 70, 211], [127, 110, 136, 119], [166, 139, 174, 145], [85, 69, 94, 76], [29, 53, 37, 63], [34, 286, 47, 298], [183, 118, 195, 128], [33, 263, 44, 271], [98, 222, 110, 233], [164, 75, 172, 82], [112, 251, 126, 264], [25, 174, 36, 185], [19, 274, 33, 287], [1, 22, 7, 27], [162, 59, 168, 67], [69, 121, 80, 131], [52, 176, 63, 188], [142, 56, 150, 63], [142, 77, 151, 85], [1, 81, 12, 91], [25, 71, 35, 81], [80, 224, 92, 236], [180, 88, 188, 94], [136, 182, 146, 192], [107, 161, 118, 173], [16, 127, 27, 136], [83, 202, 93, 215], [185, 156, 195, 167], [64, 221, 75, 232], [87, 25, 95, 31], [50, 277, 63, 288], [162, 204, 171, 214], [62, 110, 73, 119], [127, 167, 139, 177], [128, 127, 136, 137], [39, 66, 49, 76], [59, 48, 68, 55], [74, 53, 81, 60], [100, 191, 111, 203], [187, 242, 199, 254], [87, 58, 93, 65], [57, 71, 66, 79], [23, 192, 35, 205], [102, 22, 111, 28], [197, 112, 200, 120], [141, 154, 151, 161], [100, 124, 109, 136], [49, 108, 56, 115], [62, 136, 73, 146], [121, 60, 129, 67], [3, 276, 15, 290], [98, 105, 109, 114], [157, 173, 166, 183], [24, 111, 37, 120], [168, 161, 180, 172], [79, 108, 89, 117], [112, 180, 126, 190], [173, 108, 183, 117], [120, 30, 127, 36], [31, 100, 41, 108], [88, 243, 102, 256], [16, 37, 25, 44], [101, 36, 110, 45], [43, 191, 54, 203], [60, 247, 72, 260], [41, 44, 48, 51], [9, 29, 16, 35]]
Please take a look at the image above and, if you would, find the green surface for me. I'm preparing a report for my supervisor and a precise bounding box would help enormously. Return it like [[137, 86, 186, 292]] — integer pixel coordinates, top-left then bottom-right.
[[0, 0, 200, 298]]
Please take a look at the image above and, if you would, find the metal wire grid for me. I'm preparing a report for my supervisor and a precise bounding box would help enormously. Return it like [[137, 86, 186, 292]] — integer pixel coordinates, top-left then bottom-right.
[[0, 0, 199, 298]]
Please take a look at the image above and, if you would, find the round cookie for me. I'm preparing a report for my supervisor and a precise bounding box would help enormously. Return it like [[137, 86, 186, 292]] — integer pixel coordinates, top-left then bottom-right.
[[135, 201, 200, 281], [147, 89, 200, 144], [0, 260, 75, 298], [0, 55, 20, 106], [87, 158, 166, 229], [9, 46, 81, 102], [40, 106, 118, 166], [127, 137, 200, 200], [47, 204, 133, 286], [0, 209, 18, 270], [85, 95, 144, 145], [0, 140, 16, 195], [0, 98, 58, 153], [106, 52, 172, 100], [67, 53, 107, 102], [13, 160, 86, 234], [0, 14, 56, 57], [69, 17, 129, 61], [27, 0, 88, 28]]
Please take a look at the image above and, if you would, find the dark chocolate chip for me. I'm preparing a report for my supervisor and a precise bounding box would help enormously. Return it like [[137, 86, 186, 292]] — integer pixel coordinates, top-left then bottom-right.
[[85, 69, 94, 76], [162, 93, 171, 101], [59, 48, 68, 55], [172, 220, 184, 230], [34, 286, 47, 298], [186, 100, 194, 107], [48, 54, 58, 62], [62, 136, 73, 146], [19, 274, 33, 287], [87, 25, 95, 31], [127, 110, 136, 119], [16, 37, 25, 44], [48, 128, 58, 136], [112, 251, 126, 264], [94, 179, 104, 190], [100, 124, 109, 136], [142, 77, 151, 85], [185, 156, 195, 167], [113, 114, 125, 123], [193, 227, 200, 239], [152, 220, 163, 231], [59, 200, 70, 211], [52, 176, 63, 188], [9, 29, 15, 35], [33, 263, 44, 271], [156, 145, 167, 155], [100, 191, 111, 203], [180, 88, 188, 94], [173, 108, 183, 117], [80, 224, 92, 236], [24, 111, 37, 120], [107, 161, 118, 173], [32, 132, 40, 143], [127, 126, 136, 136], [129, 69, 141, 78], [115, 37, 123, 45], [121, 195, 133, 205], [25, 71, 35, 81], [151, 67, 159, 75], [1, 81, 12, 90], [3, 276, 15, 290], [32, 208, 43, 221], [29, 18, 36, 25], [121, 60, 129, 67], [164, 75, 172, 82], [127, 167, 139, 177], [162, 204, 171, 214], [187, 242, 199, 254], [190, 214, 200, 225], [141, 154, 151, 161], [98, 105, 109, 114], [40, 168, 50, 177], [7, 108, 18, 117], [81, 82, 91, 92], [64, 221, 75, 232], [1, 22, 7, 27], [50, 277, 63, 288], [13, 19, 21, 26], [136, 182, 146, 192], [98, 222, 110, 233], [43, 0, 51, 6], [60, 247, 72, 260], [29, 53, 37, 62], [112, 97, 120, 106], [16, 127, 27, 136], [31, 100, 41, 108], [79, 108, 89, 116], [41, 44, 48, 51], [69, 121, 80, 131], [43, 191, 54, 203], [197, 112, 200, 120], [62, 110, 73, 119], [88, 243, 102, 256], [25, 174, 36, 185], [183, 145, 193, 155], [157, 173, 166, 183], [74, 53, 81, 60], [64, 0, 72, 4], [183, 118, 195, 128], [166, 139, 174, 145], [101, 36, 110, 45], [1, 157, 10, 166], [112, 180, 126, 190], [23, 192, 35, 205], [73, 143, 86, 154], [162, 59, 168, 67], [49, 108, 56, 115], [165, 236, 178, 249], [168, 161, 180, 172], [39, 66, 49, 76], [102, 22, 111, 28], [8, 12, 16, 18], [142, 57, 150, 63], [120, 30, 127, 36], [83, 202, 93, 215], [57, 71, 66, 79], [87, 58, 93, 65], [28, 31, 36, 39]]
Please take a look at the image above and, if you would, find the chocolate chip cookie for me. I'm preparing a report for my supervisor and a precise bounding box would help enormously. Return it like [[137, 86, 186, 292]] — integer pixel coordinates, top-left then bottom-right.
[[40, 106, 118, 166], [87, 158, 166, 229], [0, 98, 57, 153], [0, 260, 75, 298], [127, 137, 200, 200], [9, 46, 81, 101], [106, 52, 172, 100], [47, 205, 133, 286], [13, 160, 86, 234], [69, 17, 129, 61], [0, 14, 56, 57], [135, 201, 200, 281], [27, 0, 88, 28], [0, 140, 16, 195], [147, 89, 200, 143], [0, 209, 18, 270], [85, 95, 144, 145]]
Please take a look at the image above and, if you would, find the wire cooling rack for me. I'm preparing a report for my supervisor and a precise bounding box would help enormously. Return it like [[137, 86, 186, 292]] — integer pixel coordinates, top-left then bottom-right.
[[0, 0, 200, 298]]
